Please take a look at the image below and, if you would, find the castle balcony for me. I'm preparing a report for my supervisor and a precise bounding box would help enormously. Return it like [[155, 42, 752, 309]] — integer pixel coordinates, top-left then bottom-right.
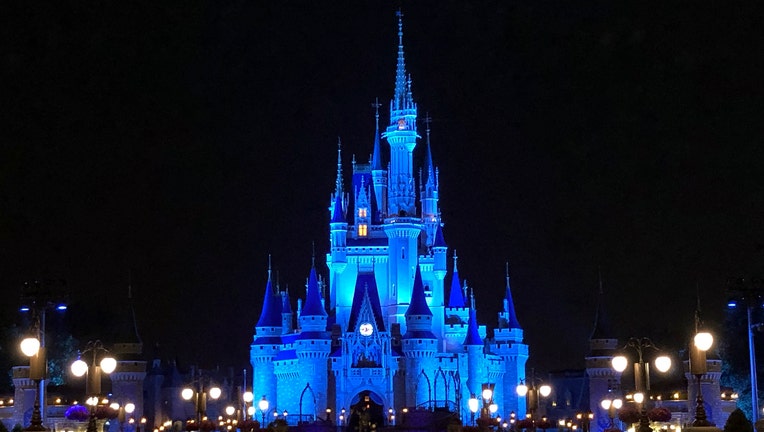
[[348, 368, 386, 378]]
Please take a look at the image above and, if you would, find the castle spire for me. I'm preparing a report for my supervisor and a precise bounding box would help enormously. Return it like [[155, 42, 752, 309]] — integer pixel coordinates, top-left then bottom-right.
[[393, 10, 409, 112], [504, 262, 521, 328], [423, 113, 435, 186], [448, 251, 466, 308], [335, 138, 343, 195], [463, 289, 483, 345], [256, 256, 282, 328], [302, 267, 327, 317], [371, 98, 383, 171], [589, 268, 613, 340]]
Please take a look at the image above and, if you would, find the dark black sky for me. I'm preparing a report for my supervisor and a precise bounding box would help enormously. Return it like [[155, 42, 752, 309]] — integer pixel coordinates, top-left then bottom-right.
[[2, 1, 763, 374]]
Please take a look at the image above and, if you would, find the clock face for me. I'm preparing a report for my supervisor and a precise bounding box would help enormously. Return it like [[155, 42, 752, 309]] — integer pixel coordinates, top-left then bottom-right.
[[359, 322, 374, 337], [397, 118, 406, 130]]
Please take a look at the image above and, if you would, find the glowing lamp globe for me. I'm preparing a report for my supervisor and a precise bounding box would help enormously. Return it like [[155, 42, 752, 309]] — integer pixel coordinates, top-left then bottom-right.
[[209, 387, 222, 400], [613, 399, 623, 409], [258, 396, 269, 412], [489, 403, 498, 414], [611, 356, 628, 372], [694, 332, 713, 351], [181, 388, 194, 401], [20, 337, 40, 357], [125, 403, 135, 414], [654, 355, 671, 373], [539, 385, 552, 397], [226, 406, 236, 416], [243, 392, 254, 403], [468, 396, 479, 414], [100, 357, 117, 374], [516, 384, 529, 397], [601, 400, 611, 410], [482, 388, 493, 401], [71, 359, 88, 377], [110, 403, 120, 410], [633, 393, 644, 404], [247, 407, 255, 416]]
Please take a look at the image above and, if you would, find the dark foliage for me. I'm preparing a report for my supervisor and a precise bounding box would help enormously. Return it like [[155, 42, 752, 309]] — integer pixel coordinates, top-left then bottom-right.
[[724, 408, 753, 432]]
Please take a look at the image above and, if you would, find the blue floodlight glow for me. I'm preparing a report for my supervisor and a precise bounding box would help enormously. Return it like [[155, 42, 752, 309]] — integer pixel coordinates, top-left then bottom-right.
[[728, 300, 738, 308], [56, 304, 67, 311], [19, 306, 30, 312]]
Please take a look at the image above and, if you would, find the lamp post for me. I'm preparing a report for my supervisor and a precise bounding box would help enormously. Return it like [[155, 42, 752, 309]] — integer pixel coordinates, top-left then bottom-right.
[[482, 384, 496, 421], [600, 397, 622, 428], [20, 332, 46, 431], [181, 373, 221, 429], [469, 394, 479, 426], [71, 341, 117, 432], [576, 411, 593, 432], [111, 402, 135, 432], [242, 391, 253, 421], [516, 375, 552, 431], [690, 313, 714, 426], [727, 278, 763, 423], [611, 338, 671, 432], [258, 396, 269, 424]]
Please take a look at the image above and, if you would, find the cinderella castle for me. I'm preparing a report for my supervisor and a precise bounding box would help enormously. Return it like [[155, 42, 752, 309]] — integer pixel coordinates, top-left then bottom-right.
[[249, 12, 529, 425]]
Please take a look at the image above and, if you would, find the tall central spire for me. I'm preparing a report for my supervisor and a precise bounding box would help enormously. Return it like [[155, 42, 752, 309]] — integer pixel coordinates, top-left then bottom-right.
[[393, 10, 408, 112]]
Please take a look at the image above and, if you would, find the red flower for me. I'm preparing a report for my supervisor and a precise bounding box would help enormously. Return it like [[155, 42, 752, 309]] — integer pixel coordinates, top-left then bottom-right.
[[617, 406, 641, 424]]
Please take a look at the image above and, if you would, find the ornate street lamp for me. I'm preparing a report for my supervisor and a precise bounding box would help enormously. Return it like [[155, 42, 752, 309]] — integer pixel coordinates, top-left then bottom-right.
[[20, 331, 46, 431], [71, 341, 117, 432], [517, 375, 552, 431], [612, 338, 671, 432], [469, 394, 480, 426], [181, 373, 221, 429], [690, 310, 714, 426], [600, 398, 622, 428], [242, 391, 253, 421], [258, 395, 269, 424]]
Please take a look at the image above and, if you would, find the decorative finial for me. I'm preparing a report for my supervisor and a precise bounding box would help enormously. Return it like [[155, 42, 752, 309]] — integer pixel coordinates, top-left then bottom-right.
[[453, 250, 458, 271], [268, 254, 272, 280], [505, 261, 510, 286], [312, 241, 316, 267], [335, 137, 343, 194]]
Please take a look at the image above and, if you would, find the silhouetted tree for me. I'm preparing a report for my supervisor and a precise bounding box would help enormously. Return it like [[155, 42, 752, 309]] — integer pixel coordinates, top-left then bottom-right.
[[724, 408, 753, 432]]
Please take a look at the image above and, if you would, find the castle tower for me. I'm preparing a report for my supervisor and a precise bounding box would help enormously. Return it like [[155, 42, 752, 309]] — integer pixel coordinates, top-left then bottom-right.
[[463, 292, 484, 401], [402, 265, 437, 407], [490, 263, 528, 417], [281, 289, 293, 334], [419, 117, 440, 247], [329, 143, 349, 278], [370, 99, 388, 215], [444, 252, 469, 352], [251, 262, 282, 406], [585, 275, 620, 432], [110, 282, 147, 425]]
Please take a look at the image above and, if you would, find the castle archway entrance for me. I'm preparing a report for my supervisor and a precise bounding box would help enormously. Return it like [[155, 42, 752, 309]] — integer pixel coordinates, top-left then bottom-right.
[[348, 391, 385, 432]]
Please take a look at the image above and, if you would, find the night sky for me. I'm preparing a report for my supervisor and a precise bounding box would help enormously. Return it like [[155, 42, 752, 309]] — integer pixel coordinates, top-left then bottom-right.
[[2, 1, 763, 374]]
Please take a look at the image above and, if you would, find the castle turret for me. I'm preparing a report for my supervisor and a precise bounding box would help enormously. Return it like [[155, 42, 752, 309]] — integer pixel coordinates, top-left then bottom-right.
[[432, 223, 447, 280], [370, 99, 388, 216], [585, 273, 620, 432], [329, 142, 348, 276], [420, 117, 440, 247], [110, 282, 147, 425], [464, 292, 484, 400], [490, 263, 528, 418], [382, 11, 419, 216], [251, 261, 282, 407], [402, 265, 437, 407], [444, 252, 469, 352]]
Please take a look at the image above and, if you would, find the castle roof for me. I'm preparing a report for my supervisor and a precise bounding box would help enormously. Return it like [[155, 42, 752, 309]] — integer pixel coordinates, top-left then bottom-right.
[[347, 272, 386, 332], [405, 265, 433, 317], [301, 267, 327, 317], [504, 264, 522, 328], [447, 254, 466, 308], [463, 308, 483, 346], [433, 223, 446, 248], [256, 278, 282, 328]]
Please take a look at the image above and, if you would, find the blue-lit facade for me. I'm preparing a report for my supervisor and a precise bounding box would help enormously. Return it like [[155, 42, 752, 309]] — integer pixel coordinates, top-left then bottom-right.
[[250, 14, 528, 424]]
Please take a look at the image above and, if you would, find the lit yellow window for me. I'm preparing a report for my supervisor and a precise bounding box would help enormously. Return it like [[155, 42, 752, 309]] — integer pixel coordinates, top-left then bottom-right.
[[358, 208, 367, 218], [358, 224, 368, 237]]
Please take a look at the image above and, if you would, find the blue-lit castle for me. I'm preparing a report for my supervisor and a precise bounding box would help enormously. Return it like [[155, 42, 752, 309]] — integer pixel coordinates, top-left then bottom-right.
[[250, 14, 528, 425]]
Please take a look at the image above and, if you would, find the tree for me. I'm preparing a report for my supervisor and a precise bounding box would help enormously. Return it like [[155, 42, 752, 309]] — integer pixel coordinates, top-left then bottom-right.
[[724, 408, 753, 432]]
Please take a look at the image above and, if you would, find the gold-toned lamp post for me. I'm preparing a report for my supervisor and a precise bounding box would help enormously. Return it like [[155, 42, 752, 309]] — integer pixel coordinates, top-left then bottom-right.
[[258, 396, 269, 424], [181, 375, 221, 429], [71, 340, 117, 432], [20, 332, 47, 431], [611, 338, 671, 432]]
